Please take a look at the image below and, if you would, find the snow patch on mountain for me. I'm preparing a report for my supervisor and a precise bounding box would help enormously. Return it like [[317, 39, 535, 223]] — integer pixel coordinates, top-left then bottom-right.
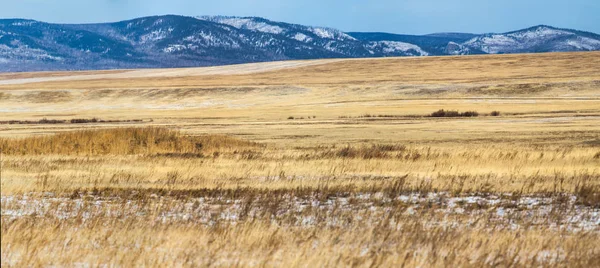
[[153, 19, 164, 26], [310, 27, 356, 41], [464, 35, 518, 54], [508, 26, 571, 39], [462, 26, 600, 54], [11, 21, 36, 27], [163, 44, 186, 53], [126, 19, 147, 29], [0, 44, 63, 61], [566, 37, 600, 50], [367, 41, 428, 56], [293, 33, 312, 42], [198, 16, 284, 35], [444, 42, 470, 55], [140, 29, 171, 43]]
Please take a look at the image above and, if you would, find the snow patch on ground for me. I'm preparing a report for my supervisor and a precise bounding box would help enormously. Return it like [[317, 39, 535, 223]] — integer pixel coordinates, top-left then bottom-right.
[[2, 192, 598, 231]]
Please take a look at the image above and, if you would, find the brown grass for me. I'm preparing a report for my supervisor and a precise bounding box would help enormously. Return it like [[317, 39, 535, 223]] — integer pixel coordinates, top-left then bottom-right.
[[0, 127, 257, 156], [1, 52, 599, 267], [2, 52, 599, 90]]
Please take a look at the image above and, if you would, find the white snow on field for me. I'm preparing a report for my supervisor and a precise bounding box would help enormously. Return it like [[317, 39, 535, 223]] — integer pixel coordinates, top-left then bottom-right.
[[2, 192, 598, 231]]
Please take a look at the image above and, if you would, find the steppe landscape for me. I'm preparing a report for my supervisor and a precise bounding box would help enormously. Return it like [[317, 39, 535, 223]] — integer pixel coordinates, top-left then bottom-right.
[[1, 52, 600, 267]]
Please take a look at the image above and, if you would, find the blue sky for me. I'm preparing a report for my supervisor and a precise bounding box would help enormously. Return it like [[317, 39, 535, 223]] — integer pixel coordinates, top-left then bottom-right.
[[1, 0, 598, 34]]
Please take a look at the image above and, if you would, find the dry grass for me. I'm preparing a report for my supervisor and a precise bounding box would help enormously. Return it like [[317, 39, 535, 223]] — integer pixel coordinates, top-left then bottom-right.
[[1, 52, 600, 267], [2, 138, 598, 195], [2, 52, 599, 90], [2, 208, 598, 267], [0, 127, 256, 156]]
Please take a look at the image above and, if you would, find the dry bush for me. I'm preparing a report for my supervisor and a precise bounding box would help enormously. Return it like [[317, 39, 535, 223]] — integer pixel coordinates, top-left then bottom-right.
[[0, 118, 145, 125], [0, 127, 257, 156], [461, 111, 479, 117], [70, 118, 99, 124], [0, 118, 66, 124], [430, 109, 479, 117]]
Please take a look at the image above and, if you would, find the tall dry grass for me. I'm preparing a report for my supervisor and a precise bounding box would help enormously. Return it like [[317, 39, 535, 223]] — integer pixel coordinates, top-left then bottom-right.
[[0, 127, 257, 156], [1, 52, 599, 267], [2, 189, 599, 267]]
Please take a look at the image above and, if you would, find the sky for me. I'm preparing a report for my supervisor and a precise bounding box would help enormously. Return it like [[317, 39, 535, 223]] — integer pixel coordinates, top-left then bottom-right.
[[0, 0, 598, 35]]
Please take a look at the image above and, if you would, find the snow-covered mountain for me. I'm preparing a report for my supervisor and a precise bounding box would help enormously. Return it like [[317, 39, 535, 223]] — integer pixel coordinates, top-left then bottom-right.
[[462, 25, 600, 54], [1, 15, 598, 72]]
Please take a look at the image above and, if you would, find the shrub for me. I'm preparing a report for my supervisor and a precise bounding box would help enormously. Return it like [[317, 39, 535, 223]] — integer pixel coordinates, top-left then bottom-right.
[[461, 111, 479, 117], [287, 116, 294, 120], [38, 118, 66, 124], [490, 111, 501, 116], [431, 109, 448, 117], [70, 118, 99, 124], [430, 109, 479, 117], [445, 110, 461, 117]]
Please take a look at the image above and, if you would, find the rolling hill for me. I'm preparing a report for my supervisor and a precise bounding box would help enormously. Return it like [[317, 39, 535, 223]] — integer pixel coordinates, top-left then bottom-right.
[[1, 15, 599, 72]]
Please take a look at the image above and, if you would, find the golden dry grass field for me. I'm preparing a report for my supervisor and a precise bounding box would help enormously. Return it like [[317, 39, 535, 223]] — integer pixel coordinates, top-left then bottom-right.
[[1, 52, 600, 267]]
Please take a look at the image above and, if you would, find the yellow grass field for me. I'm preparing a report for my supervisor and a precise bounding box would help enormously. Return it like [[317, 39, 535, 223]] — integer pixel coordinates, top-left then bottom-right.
[[1, 52, 600, 267]]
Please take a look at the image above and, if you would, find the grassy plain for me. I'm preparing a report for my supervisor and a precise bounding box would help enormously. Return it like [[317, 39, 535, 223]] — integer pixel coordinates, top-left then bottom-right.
[[1, 52, 600, 267]]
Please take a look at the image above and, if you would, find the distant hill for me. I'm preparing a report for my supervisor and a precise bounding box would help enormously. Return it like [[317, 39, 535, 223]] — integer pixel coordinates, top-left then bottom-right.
[[1, 15, 599, 72]]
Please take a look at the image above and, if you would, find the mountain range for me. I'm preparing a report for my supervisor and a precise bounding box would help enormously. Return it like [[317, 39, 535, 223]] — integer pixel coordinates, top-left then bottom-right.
[[1, 15, 599, 72]]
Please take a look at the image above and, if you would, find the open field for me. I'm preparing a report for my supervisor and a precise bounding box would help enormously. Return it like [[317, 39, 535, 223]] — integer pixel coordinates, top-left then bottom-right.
[[1, 52, 600, 267]]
